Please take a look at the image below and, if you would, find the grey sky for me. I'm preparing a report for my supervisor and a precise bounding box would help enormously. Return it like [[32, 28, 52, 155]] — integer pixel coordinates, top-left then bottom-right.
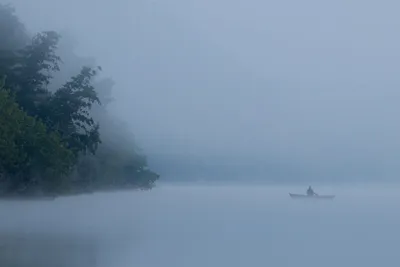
[[6, 0, 400, 173]]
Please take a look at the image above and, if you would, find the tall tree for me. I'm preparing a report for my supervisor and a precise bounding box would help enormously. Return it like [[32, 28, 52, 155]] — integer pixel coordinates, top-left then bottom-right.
[[41, 66, 102, 156], [0, 76, 74, 195], [6, 31, 61, 116]]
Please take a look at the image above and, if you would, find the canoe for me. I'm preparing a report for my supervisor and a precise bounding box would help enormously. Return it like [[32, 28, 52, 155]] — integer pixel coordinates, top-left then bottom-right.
[[289, 193, 335, 199]]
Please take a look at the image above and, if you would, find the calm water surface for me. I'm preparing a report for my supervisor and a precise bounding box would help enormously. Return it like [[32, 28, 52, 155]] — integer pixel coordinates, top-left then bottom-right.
[[1, 184, 400, 267]]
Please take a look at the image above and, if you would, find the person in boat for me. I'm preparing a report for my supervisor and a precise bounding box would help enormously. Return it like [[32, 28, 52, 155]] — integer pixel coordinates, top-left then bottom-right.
[[306, 186, 316, 196]]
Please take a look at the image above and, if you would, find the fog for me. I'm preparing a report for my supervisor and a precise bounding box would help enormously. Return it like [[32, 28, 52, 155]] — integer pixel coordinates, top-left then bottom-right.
[[6, 0, 400, 179], [2, 185, 400, 267], [2, 0, 400, 266]]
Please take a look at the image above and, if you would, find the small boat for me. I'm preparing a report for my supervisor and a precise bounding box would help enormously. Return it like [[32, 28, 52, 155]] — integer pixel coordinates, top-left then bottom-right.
[[289, 193, 335, 200]]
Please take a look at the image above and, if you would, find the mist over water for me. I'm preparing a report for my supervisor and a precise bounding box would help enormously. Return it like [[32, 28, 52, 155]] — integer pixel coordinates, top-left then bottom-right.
[[2, 0, 400, 266], [2, 184, 400, 267]]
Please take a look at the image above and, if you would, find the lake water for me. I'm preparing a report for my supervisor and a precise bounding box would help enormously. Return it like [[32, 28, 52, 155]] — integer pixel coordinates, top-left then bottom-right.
[[1, 184, 400, 267]]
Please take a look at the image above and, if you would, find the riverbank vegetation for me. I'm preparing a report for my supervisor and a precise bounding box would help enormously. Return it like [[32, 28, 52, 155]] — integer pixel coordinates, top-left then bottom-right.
[[0, 4, 159, 197]]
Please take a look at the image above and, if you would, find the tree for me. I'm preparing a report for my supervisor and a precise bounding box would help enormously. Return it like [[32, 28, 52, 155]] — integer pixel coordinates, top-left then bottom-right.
[[40, 66, 102, 156], [0, 4, 160, 197], [0, 77, 74, 195], [5, 31, 61, 116]]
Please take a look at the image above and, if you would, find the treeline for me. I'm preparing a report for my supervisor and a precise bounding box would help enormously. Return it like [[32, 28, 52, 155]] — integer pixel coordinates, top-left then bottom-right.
[[0, 4, 159, 197]]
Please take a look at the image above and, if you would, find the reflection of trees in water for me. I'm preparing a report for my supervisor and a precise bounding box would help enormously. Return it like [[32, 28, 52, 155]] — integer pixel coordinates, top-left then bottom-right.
[[0, 234, 98, 267]]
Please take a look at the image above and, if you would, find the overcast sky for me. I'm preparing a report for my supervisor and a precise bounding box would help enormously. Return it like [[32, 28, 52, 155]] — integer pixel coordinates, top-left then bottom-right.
[[5, 0, 400, 173]]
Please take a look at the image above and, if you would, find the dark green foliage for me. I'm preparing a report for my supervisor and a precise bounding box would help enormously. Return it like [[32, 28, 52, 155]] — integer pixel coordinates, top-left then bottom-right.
[[74, 143, 160, 191], [0, 4, 159, 197], [41, 66, 102, 156], [6, 31, 61, 116], [0, 80, 74, 195]]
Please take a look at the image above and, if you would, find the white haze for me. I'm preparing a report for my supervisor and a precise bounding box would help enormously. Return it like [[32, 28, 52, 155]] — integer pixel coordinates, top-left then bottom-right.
[[2, 1, 400, 265], [1, 185, 400, 267], [6, 0, 400, 176]]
